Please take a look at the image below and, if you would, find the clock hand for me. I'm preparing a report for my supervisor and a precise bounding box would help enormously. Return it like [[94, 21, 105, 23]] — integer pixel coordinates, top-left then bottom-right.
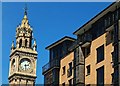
[[24, 64, 27, 70], [24, 63, 30, 70]]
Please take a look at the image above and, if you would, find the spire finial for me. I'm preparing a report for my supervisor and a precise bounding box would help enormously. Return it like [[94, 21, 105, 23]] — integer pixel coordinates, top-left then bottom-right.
[[24, 4, 28, 15], [11, 41, 15, 50], [33, 38, 37, 51], [33, 38, 37, 46]]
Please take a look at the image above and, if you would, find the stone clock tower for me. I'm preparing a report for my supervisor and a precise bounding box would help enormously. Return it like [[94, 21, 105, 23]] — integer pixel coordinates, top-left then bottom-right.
[[8, 7, 37, 85]]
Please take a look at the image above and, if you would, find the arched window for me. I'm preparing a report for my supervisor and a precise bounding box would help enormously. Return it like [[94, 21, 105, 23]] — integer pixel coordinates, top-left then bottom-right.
[[25, 39, 27, 47], [11, 59, 15, 67], [19, 39, 22, 48]]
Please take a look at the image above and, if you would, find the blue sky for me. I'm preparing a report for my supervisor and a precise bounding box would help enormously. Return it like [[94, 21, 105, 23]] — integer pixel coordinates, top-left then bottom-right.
[[0, 2, 2, 86], [2, 2, 112, 84]]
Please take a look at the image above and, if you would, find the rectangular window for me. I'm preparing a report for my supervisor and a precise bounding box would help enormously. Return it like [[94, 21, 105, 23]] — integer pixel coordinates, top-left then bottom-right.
[[62, 82, 65, 86], [69, 62, 72, 75], [62, 66, 65, 75], [82, 45, 91, 57], [114, 10, 118, 21], [85, 45, 91, 57], [114, 67, 119, 84], [111, 30, 113, 41], [97, 45, 104, 63], [118, 8, 120, 19], [86, 65, 90, 76], [67, 62, 72, 77], [114, 24, 118, 43], [97, 66, 104, 85], [68, 79, 72, 86], [111, 73, 114, 85], [86, 84, 91, 86]]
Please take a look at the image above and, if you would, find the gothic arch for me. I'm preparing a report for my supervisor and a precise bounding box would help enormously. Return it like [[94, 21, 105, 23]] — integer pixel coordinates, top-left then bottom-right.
[[19, 39, 22, 48], [25, 39, 28, 47]]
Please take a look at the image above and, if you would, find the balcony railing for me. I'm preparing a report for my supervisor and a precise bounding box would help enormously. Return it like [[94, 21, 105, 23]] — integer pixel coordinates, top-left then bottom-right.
[[42, 59, 60, 74]]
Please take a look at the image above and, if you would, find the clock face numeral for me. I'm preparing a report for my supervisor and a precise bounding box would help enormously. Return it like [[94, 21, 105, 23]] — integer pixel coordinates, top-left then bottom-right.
[[20, 58, 31, 71]]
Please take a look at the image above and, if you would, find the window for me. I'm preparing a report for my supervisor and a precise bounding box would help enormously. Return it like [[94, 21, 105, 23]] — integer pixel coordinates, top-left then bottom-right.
[[19, 39, 22, 48], [104, 14, 112, 28], [86, 65, 90, 76], [114, 45, 118, 64], [97, 66, 104, 86], [114, 24, 118, 43], [69, 62, 72, 74], [62, 82, 65, 86], [114, 10, 118, 21], [25, 39, 27, 47], [86, 84, 91, 86], [68, 79, 72, 86], [96, 45, 104, 63], [62, 66, 66, 75], [114, 67, 119, 84], [110, 30, 113, 41], [118, 8, 120, 19], [111, 73, 114, 85], [85, 45, 90, 57], [67, 62, 72, 77]]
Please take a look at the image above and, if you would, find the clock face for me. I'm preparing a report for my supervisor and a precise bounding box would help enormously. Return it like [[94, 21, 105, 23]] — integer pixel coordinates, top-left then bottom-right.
[[20, 58, 31, 71]]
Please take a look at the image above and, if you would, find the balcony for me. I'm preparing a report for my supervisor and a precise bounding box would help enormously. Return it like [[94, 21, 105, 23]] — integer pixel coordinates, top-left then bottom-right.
[[42, 59, 60, 74], [81, 34, 92, 47]]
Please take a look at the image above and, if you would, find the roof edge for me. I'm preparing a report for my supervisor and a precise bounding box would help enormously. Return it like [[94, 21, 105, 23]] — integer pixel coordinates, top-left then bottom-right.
[[45, 36, 76, 50]]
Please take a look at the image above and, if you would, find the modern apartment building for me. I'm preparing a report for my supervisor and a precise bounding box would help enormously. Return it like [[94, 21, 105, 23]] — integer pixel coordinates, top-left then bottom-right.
[[42, 36, 75, 85], [72, 2, 120, 85], [42, 1, 120, 86]]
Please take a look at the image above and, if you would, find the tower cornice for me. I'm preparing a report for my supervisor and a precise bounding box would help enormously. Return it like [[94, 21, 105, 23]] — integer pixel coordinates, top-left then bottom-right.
[[10, 48, 38, 57], [8, 72, 37, 82]]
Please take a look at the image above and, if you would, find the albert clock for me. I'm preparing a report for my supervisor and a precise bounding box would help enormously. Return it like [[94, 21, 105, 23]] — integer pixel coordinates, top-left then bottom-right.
[[8, 7, 38, 85]]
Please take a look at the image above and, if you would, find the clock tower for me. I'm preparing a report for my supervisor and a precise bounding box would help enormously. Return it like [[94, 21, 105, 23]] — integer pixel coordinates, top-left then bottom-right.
[[8, 7, 38, 85]]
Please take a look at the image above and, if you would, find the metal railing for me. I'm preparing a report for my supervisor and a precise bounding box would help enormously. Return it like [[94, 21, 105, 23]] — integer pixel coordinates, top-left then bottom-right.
[[42, 59, 60, 74]]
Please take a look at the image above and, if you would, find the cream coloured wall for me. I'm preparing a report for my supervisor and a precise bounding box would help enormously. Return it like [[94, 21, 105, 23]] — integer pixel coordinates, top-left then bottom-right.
[[59, 52, 74, 84], [85, 32, 114, 84]]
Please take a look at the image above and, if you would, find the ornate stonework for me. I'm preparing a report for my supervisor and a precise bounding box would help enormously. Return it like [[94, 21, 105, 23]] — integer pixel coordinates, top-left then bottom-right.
[[8, 7, 37, 85]]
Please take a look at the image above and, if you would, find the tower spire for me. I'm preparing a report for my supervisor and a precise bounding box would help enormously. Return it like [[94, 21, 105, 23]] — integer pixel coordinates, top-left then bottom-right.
[[11, 41, 15, 50], [33, 38, 37, 51], [24, 4, 27, 16], [20, 4, 30, 28], [9, 5, 38, 85], [22, 4, 28, 20]]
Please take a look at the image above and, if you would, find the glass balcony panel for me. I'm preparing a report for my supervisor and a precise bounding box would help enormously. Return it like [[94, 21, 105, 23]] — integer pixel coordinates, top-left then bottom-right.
[[42, 59, 60, 74]]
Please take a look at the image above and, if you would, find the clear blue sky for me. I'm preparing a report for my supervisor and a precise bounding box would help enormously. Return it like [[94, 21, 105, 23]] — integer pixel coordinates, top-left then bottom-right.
[[2, 2, 112, 84]]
